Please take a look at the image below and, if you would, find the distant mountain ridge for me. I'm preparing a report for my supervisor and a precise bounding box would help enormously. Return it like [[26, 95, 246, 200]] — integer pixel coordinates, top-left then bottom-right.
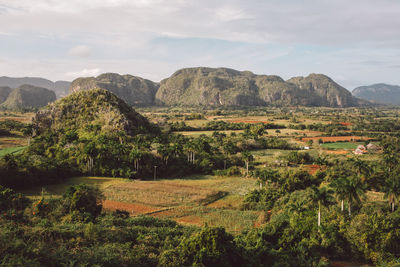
[[352, 83, 400, 106], [0, 76, 70, 98], [155, 67, 365, 107], [0, 84, 56, 110]]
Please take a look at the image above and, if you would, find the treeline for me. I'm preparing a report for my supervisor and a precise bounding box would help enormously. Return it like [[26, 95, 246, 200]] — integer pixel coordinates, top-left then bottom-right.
[[0, 121, 296, 189], [289, 122, 348, 134], [0, 119, 32, 136], [170, 120, 285, 132]]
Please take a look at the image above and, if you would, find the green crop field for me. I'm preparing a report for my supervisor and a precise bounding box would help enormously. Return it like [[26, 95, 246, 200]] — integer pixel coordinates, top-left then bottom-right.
[[321, 142, 364, 150]]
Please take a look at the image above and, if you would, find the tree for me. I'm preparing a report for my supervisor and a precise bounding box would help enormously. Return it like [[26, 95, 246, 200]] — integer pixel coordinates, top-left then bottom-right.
[[342, 176, 366, 216], [62, 184, 104, 221], [348, 158, 370, 182], [383, 175, 400, 212], [330, 177, 347, 211], [311, 186, 333, 227], [241, 150, 254, 177]]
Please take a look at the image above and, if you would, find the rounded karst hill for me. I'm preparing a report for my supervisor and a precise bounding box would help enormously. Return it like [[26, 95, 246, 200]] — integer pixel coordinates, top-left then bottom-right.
[[155, 67, 265, 106], [32, 88, 157, 136], [0, 84, 56, 110], [287, 74, 360, 107], [352, 83, 400, 106], [70, 73, 159, 106]]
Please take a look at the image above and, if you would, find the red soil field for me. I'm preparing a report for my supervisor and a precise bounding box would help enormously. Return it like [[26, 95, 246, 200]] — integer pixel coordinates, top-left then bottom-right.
[[303, 164, 324, 175], [339, 122, 352, 126], [301, 136, 372, 142], [324, 150, 349, 155]]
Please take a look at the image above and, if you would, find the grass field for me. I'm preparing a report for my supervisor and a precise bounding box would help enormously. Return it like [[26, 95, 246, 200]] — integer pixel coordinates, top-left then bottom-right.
[[321, 142, 364, 150], [0, 146, 27, 157]]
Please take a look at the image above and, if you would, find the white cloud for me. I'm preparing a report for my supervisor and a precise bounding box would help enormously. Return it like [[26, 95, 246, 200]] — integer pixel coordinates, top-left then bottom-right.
[[65, 68, 101, 78], [68, 45, 92, 58]]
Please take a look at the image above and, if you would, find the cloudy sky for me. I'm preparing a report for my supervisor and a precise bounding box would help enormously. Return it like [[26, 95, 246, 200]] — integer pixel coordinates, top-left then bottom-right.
[[0, 0, 400, 89]]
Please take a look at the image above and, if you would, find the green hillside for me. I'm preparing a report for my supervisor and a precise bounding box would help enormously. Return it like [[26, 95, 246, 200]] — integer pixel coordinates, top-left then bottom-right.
[[32, 88, 156, 136], [0, 85, 56, 110]]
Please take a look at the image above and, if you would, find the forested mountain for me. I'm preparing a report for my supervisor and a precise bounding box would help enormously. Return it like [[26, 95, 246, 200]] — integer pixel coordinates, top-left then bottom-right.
[[353, 83, 400, 105], [0, 76, 70, 98], [0, 85, 56, 110], [155, 67, 366, 107], [70, 73, 159, 106], [33, 88, 156, 137]]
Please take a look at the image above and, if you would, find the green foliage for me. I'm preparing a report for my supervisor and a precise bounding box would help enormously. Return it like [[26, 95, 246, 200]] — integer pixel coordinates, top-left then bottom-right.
[[162, 227, 242, 267], [62, 184, 104, 222]]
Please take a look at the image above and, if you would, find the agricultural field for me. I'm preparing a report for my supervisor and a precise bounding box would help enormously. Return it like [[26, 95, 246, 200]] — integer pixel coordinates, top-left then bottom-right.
[[21, 175, 260, 232], [321, 141, 365, 150]]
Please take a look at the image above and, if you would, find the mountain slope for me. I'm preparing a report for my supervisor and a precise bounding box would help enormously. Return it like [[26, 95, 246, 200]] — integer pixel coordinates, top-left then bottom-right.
[[155, 67, 363, 107], [33, 88, 156, 136], [0, 86, 12, 104], [0, 76, 70, 98], [287, 74, 359, 107], [0, 85, 56, 110], [352, 83, 400, 105], [70, 73, 159, 106]]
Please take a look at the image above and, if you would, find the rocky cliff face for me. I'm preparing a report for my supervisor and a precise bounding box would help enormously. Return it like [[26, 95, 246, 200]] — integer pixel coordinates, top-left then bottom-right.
[[70, 73, 159, 106], [155, 67, 363, 107], [352, 83, 400, 106], [287, 74, 358, 107], [0, 85, 56, 110]]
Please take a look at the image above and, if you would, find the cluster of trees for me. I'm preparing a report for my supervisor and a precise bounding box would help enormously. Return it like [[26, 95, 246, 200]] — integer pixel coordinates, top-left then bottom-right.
[[239, 137, 400, 265], [353, 119, 400, 133], [289, 122, 348, 135], [169, 120, 285, 132], [0, 118, 297, 189], [0, 119, 32, 136]]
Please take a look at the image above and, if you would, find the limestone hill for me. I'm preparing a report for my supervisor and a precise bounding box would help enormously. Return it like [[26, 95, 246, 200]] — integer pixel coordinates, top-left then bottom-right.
[[32, 88, 156, 136], [155, 67, 364, 107], [0, 76, 70, 98], [0, 85, 56, 110], [352, 83, 400, 106], [70, 73, 159, 106]]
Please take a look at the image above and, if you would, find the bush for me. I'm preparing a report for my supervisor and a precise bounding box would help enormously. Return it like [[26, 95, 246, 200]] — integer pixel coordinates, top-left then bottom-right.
[[62, 184, 104, 222]]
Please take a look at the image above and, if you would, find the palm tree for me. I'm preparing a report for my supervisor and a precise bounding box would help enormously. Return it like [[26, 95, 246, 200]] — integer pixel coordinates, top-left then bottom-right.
[[348, 158, 370, 182], [311, 186, 334, 227], [330, 177, 347, 211], [383, 176, 400, 212], [241, 150, 254, 177], [342, 176, 366, 216]]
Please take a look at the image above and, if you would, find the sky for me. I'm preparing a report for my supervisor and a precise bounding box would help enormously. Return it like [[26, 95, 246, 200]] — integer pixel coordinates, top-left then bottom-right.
[[0, 0, 400, 90]]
